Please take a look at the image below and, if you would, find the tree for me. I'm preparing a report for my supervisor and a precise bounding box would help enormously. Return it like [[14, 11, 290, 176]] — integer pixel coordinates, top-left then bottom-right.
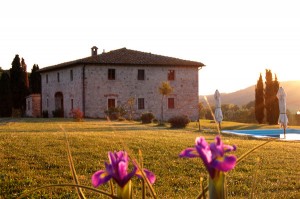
[[198, 102, 206, 119], [264, 69, 279, 125], [10, 55, 29, 113], [255, 73, 264, 123], [158, 81, 173, 124], [29, 64, 41, 93], [264, 69, 273, 124], [272, 74, 279, 123], [198, 102, 206, 131], [0, 72, 12, 116], [21, 58, 29, 89], [126, 97, 135, 121]]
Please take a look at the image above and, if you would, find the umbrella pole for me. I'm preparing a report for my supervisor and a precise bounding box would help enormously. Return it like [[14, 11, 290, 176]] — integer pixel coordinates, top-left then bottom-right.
[[218, 122, 221, 132], [284, 127, 286, 139]]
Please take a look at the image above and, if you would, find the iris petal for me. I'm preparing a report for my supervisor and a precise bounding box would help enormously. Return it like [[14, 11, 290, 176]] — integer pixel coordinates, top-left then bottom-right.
[[91, 170, 112, 187], [118, 168, 136, 187], [211, 155, 237, 172], [135, 168, 156, 184], [179, 148, 200, 158], [118, 161, 128, 180], [108, 152, 116, 165], [223, 144, 236, 153], [143, 169, 156, 184], [92, 151, 156, 188], [180, 136, 237, 180], [196, 139, 212, 164]]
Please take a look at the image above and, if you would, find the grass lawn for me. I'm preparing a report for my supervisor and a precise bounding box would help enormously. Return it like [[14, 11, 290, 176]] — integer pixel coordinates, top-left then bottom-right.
[[0, 118, 299, 198]]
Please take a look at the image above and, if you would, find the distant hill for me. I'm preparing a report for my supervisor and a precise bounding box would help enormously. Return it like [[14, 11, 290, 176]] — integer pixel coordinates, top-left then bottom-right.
[[200, 80, 300, 113]]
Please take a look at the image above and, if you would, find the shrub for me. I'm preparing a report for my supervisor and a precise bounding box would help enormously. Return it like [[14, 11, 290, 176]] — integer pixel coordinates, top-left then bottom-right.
[[52, 108, 64, 118], [104, 106, 126, 120], [141, 112, 155, 124], [42, 110, 49, 118], [70, 108, 83, 121], [118, 117, 126, 121], [168, 115, 190, 128], [11, 108, 21, 117]]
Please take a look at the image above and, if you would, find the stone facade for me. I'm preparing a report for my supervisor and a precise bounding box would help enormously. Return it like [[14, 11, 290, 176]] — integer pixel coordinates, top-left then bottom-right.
[[25, 94, 41, 117], [39, 47, 204, 120], [41, 65, 83, 117]]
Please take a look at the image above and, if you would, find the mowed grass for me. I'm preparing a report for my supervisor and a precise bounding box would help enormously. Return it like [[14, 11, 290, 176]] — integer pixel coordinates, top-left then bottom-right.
[[0, 118, 299, 198]]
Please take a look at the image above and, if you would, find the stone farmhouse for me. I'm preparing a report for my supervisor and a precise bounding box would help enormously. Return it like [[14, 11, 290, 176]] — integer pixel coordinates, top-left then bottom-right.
[[39, 46, 204, 120]]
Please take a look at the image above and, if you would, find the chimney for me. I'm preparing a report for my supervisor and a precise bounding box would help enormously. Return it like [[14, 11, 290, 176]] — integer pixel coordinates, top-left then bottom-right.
[[91, 46, 98, 56]]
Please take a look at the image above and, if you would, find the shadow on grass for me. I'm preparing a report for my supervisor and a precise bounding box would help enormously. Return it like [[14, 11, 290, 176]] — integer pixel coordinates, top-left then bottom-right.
[[0, 117, 75, 124], [0, 118, 170, 134], [221, 124, 262, 130]]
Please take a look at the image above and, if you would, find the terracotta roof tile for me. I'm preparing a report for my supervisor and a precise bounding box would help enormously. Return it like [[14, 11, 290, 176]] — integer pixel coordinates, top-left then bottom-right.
[[39, 48, 204, 72]]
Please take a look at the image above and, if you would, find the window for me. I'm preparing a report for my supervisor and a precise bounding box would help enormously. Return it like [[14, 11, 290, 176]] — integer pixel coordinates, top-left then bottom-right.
[[46, 74, 48, 84], [108, 69, 115, 80], [70, 70, 73, 81], [57, 72, 60, 82], [168, 70, 175, 80], [138, 69, 145, 80], [168, 98, 175, 109], [108, 98, 116, 109], [138, 98, 145, 109], [71, 99, 74, 110]]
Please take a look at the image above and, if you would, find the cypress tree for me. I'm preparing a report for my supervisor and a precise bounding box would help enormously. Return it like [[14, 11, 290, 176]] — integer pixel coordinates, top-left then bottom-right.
[[255, 73, 264, 123], [264, 69, 273, 124], [0, 72, 13, 116], [29, 64, 41, 93], [272, 74, 280, 124], [264, 69, 280, 125], [10, 55, 29, 113], [10, 54, 22, 109], [21, 58, 29, 89]]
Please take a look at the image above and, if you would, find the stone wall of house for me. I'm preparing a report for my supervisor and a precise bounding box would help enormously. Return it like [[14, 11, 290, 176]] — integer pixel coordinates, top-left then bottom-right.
[[41, 64, 199, 120], [84, 65, 199, 120], [41, 65, 83, 117], [26, 94, 41, 117]]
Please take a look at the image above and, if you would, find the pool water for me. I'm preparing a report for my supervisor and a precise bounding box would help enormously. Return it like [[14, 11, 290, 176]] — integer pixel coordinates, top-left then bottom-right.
[[222, 129, 300, 140]]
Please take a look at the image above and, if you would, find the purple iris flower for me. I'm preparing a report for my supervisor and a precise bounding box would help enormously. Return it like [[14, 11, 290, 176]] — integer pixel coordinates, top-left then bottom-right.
[[92, 151, 155, 188], [180, 136, 236, 179]]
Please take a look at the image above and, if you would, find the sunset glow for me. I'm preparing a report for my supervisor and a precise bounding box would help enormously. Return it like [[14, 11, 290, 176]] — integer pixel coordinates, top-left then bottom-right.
[[1, 0, 299, 95]]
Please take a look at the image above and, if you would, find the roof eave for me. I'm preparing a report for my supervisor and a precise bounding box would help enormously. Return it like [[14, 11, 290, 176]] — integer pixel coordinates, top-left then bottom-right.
[[39, 62, 204, 73]]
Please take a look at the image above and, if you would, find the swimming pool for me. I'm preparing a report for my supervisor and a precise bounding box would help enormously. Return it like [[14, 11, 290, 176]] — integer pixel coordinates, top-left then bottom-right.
[[222, 129, 300, 140]]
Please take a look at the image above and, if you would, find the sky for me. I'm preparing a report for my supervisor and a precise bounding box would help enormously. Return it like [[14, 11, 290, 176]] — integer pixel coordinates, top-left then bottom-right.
[[1, 0, 300, 95]]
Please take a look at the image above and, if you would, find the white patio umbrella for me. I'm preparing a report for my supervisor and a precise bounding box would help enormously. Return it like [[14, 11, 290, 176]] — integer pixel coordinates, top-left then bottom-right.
[[276, 87, 288, 138], [214, 89, 223, 130]]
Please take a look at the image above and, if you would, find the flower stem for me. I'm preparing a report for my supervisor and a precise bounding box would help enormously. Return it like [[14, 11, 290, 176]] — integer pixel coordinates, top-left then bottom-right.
[[209, 172, 226, 199]]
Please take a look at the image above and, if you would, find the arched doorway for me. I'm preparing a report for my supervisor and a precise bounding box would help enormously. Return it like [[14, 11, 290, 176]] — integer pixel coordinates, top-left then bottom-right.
[[54, 92, 64, 117]]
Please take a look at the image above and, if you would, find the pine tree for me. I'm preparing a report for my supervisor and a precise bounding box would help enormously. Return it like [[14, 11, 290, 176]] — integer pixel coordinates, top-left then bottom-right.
[[29, 64, 41, 93], [255, 73, 264, 123], [0, 72, 13, 116]]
